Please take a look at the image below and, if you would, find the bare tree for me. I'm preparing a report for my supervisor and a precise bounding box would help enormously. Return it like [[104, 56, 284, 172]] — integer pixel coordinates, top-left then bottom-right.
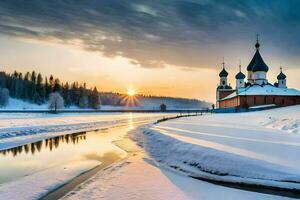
[[0, 88, 9, 107], [48, 92, 64, 113]]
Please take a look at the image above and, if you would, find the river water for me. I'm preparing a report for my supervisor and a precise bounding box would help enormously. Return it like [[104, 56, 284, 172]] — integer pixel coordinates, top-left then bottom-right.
[[0, 113, 168, 185]]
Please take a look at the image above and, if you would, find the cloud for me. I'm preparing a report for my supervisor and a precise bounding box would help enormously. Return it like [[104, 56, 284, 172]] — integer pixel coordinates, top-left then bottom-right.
[[0, 0, 300, 69]]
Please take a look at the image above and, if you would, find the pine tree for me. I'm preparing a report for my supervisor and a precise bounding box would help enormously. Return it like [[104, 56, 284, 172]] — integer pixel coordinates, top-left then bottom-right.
[[49, 75, 54, 93], [45, 76, 50, 100], [53, 78, 61, 93], [22, 72, 30, 100], [35, 73, 44, 104], [30, 71, 37, 102], [16, 73, 23, 99], [78, 84, 88, 108], [89, 87, 101, 109], [62, 82, 72, 107]]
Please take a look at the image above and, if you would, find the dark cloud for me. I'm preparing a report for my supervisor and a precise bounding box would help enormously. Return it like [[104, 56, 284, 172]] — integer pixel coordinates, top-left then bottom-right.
[[0, 0, 299, 69]]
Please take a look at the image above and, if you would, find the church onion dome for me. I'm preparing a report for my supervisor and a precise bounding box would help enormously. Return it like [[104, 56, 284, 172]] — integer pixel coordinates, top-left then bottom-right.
[[277, 71, 286, 80], [247, 36, 269, 72], [247, 49, 269, 72], [235, 71, 245, 79], [219, 68, 228, 77]]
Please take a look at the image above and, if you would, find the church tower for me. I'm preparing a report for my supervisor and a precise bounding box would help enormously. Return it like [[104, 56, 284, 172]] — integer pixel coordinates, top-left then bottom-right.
[[216, 60, 234, 108], [247, 35, 269, 85], [235, 63, 245, 89], [277, 67, 287, 88], [219, 61, 229, 87]]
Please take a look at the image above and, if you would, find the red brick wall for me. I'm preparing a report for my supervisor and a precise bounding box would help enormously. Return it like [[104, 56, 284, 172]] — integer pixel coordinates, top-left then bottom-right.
[[219, 91, 235, 99], [219, 95, 300, 108], [219, 96, 239, 108]]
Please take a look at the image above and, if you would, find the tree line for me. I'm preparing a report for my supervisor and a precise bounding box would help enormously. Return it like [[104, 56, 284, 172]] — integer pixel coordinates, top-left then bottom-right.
[[0, 71, 100, 109], [0, 70, 210, 109]]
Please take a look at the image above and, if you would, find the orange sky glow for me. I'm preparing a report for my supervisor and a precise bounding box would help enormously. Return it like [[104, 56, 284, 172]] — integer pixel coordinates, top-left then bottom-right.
[[1, 36, 300, 103]]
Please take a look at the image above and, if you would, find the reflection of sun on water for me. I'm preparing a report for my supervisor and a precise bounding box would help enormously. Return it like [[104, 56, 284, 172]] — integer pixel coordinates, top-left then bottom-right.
[[128, 113, 134, 130]]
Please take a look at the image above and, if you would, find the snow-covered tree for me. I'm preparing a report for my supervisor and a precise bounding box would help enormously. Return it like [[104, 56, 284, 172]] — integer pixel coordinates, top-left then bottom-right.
[[0, 88, 9, 107], [48, 92, 64, 112], [79, 95, 88, 108]]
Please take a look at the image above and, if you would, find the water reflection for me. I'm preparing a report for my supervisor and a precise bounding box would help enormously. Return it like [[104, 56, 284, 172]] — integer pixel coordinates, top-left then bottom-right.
[[0, 132, 86, 157], [0, 114, 166, 184]]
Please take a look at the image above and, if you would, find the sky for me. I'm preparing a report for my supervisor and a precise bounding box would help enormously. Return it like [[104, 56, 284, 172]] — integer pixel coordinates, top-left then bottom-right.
[[0, 0, 300, 102]]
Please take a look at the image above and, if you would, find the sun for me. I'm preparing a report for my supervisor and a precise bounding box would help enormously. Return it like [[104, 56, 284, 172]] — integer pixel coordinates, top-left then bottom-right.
[[127, 88, 136, 96]]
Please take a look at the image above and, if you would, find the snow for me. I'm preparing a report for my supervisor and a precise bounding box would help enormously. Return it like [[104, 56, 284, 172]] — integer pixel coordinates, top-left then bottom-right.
[[63, 139, 286, 200], [135, 105, 300, 190], [0, 98, 48, 110], [221, 84, 300, 100], [2, 107, 300, 199], [0, 97, 206, 111], [0, 160, 100, 200], [63, 155, 188, 200], [240, 84, 300, 96], [249, 104, 276, 109], [259, 105, 300, 134]]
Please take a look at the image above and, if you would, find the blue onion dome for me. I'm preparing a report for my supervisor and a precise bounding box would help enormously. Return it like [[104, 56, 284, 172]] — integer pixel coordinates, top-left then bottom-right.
[[277, 71, 286, 80], [247, 49, 269, 72], [235, 71, 245, 79], [247, 36, 269, 72], [219, 68, 228, 77]]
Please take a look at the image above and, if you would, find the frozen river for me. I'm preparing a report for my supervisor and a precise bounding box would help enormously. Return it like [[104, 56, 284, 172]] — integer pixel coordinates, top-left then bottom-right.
[[0, 113, 171, 199]]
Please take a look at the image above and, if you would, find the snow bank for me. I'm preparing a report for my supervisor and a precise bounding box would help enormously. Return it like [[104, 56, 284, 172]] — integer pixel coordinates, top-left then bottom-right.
[[136, 127, 300, 189], [259, 106, 300, 134], [133, 106, 300, 190], [0, 160, 99, 200]]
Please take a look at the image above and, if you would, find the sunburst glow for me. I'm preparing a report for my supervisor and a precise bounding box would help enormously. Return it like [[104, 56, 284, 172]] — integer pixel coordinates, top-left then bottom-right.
[[127, 88, 136, 96]]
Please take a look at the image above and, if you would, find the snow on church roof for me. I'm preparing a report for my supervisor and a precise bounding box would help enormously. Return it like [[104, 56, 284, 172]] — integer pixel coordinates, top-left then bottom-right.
[[220, 84, 300, 101]]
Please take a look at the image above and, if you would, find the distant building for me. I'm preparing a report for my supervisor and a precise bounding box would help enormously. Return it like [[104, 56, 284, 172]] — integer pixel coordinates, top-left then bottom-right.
[[160, 103, 167, 111], [216, 36, 300, 109]]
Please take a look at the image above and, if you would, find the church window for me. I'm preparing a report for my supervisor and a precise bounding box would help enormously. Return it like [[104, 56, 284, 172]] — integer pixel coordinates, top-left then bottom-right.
[[222, 81, 225, 85]]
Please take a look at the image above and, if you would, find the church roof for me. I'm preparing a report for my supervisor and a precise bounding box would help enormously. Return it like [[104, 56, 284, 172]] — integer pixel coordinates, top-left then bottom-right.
[[277, 71, 286, 80], [247, 37, 269, 72], [220, 84, 300, 101], [235, 71, 246, 79], [219, 68, 228, 77], [247, 50, 269, 72]]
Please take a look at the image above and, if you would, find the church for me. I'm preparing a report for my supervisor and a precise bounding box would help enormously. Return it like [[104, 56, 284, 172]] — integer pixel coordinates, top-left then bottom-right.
[[216, 37, 300, 109]]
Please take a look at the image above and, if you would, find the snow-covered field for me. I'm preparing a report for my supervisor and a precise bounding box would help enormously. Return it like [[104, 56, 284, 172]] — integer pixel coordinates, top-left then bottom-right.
[[136, 105, 300, 190], [0, 97, 205, 111]]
